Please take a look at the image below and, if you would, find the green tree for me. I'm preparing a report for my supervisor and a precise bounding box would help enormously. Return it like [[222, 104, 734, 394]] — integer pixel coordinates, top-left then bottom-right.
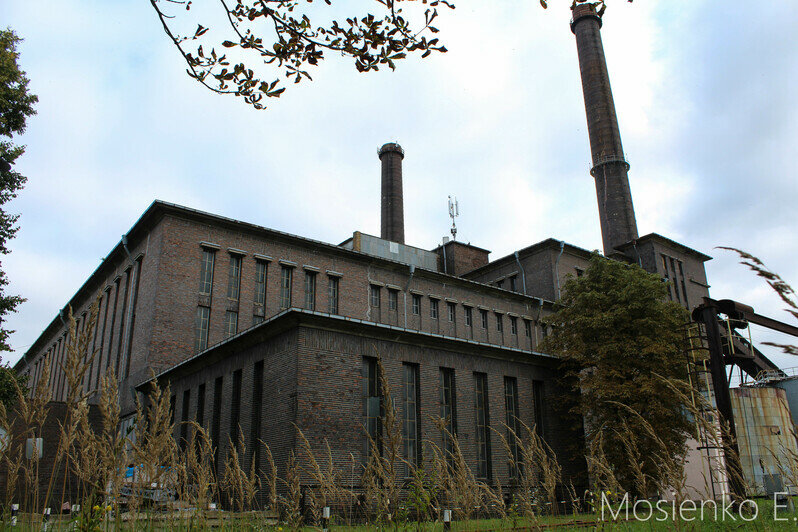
[[541, 254, 690, 497], [0, 28, 37, 404]]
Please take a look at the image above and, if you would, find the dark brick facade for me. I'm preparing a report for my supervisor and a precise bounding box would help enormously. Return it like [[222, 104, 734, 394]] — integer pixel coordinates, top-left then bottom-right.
[[153, 311, 586, 503], [0, 402, 103, 510]]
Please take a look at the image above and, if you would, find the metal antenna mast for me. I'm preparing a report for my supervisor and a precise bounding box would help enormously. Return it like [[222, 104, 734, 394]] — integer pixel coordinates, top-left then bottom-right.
[[448, 196, 459, 241]]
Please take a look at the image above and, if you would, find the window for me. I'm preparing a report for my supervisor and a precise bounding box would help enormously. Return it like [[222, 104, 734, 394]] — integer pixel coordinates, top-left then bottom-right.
[[199, 249, 215, 295], [304, 271, 316, 310], [251, 361, 264, 469], [196, 383, 206, 428], [370, 285, 381, 308], [496, 313, 503, 333], [252, 315, 264, 326], [230, 369, 243, 447], [227, 255, 242, 301], [430, 299, 439, 320], [254, 260, 267, 307], [465, 307, 473, 327], [212, 377, 223, 471], [195, 306, 210, 351], [496, 280, 504, 289], [180, 389, 191, 452], [509, 276, 517, 292], [224, 310, 238, 338], [510, 316, 517, 335], [480, 309, 488, 329], [575, 268, 585, 277], [328, 277, 339, 314], [412, 294, 421, 315], [403, 363, 421, 469], [447, 302, 455, 322], [540, 322, 548, 339], [474, 373, 492, 479], [364, 357, 382, 456], [661, 255, 673, 300], [524, 319, 532, 338], [440, 368, 458, 464], [504, 377, 521, 478], [532, 380, 544, 437], [388, 289, 398, 311], [280, 266, 293, 308]]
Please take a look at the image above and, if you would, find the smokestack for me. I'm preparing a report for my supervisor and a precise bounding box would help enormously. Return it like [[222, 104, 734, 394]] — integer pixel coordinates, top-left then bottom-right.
[[379, 142, 405, 244], [571, 3, 638, 256]]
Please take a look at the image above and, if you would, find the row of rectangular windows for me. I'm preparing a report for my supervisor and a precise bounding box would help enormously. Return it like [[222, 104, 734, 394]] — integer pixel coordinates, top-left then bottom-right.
[[369, 285, 548, 339], [661, 253, 689, 309], [195, 248, 341, 352], [29, 257, 143, 399], [363, 357, 545, 480]]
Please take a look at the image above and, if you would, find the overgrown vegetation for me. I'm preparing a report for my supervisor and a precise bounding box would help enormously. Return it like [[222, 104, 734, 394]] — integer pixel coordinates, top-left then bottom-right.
[[541, 254, 692, 498], [2, 251, 797, 529]]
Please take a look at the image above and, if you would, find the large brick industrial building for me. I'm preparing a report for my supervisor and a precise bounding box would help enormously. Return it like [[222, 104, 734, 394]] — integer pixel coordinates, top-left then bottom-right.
[[12, 3, 731, 498]]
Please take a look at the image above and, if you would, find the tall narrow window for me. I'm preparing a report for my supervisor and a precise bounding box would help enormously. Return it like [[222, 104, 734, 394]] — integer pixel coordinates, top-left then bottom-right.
[[480, 309, 488, 329], [403, 363, 421, 469], [224, 310, 238, 338], [197, 249, 215, 352], [227, 255, 242, 301], [510, 316, 518, 336], [195, 382, 206, 454], [225, 255, 242, 336], [412, 294, 421, 315], [253, 260, 267, 325], [363, 357, 382, 457], [465, 307, 473, 328], [328, 277, 339, 314], [251, 361, 264, 469], [280, 266, 293, 308], [199, 249, 216, 295], [447, 302, 456, 323], [196, 383, 206, 428], [195, 306, 211, 351], [230, 369, 243, 448], [524, 319, 532, 338], [474, 372, 492, 479], [504, 377, 521, 478], [180, 389, 191, 452], [661, 254, 673, 300], [532, 380, 545, 438], [388, 289, 398, 311], [304, 272, 316, 310], [678, 261, 689, 307], [212, 376, 223, 472], [254, 261, 267, 307], [496, 313, 503, 333], [370, 285, 381, 308], [440, 368, 458, 464], [509, 276, 517, 292]]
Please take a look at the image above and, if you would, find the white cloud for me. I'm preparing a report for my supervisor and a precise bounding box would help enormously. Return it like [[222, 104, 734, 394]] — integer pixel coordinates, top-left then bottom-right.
[[2, 1, 798, 373]]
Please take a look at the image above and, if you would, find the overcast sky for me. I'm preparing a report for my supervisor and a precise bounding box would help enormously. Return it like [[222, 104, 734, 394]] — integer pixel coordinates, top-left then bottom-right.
[[3, 1, 797, 376]]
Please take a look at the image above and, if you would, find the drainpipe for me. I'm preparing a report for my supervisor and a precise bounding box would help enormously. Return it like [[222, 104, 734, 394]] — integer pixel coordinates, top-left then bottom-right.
[[403, 264, 416, 329], [514, 251, 527, 295], [555, 241, 565, 299]]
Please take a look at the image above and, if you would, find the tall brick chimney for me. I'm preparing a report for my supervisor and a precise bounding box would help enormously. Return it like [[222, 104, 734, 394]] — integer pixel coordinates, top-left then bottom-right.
[[571, 3, 638, 256], [379, 142, 405, 244]]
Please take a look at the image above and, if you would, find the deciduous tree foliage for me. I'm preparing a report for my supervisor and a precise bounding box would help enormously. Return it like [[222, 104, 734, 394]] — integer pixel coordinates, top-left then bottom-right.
[[0, 28, 37, 404], [150, 0, 629, 109], [541, 254, 690, 496]]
